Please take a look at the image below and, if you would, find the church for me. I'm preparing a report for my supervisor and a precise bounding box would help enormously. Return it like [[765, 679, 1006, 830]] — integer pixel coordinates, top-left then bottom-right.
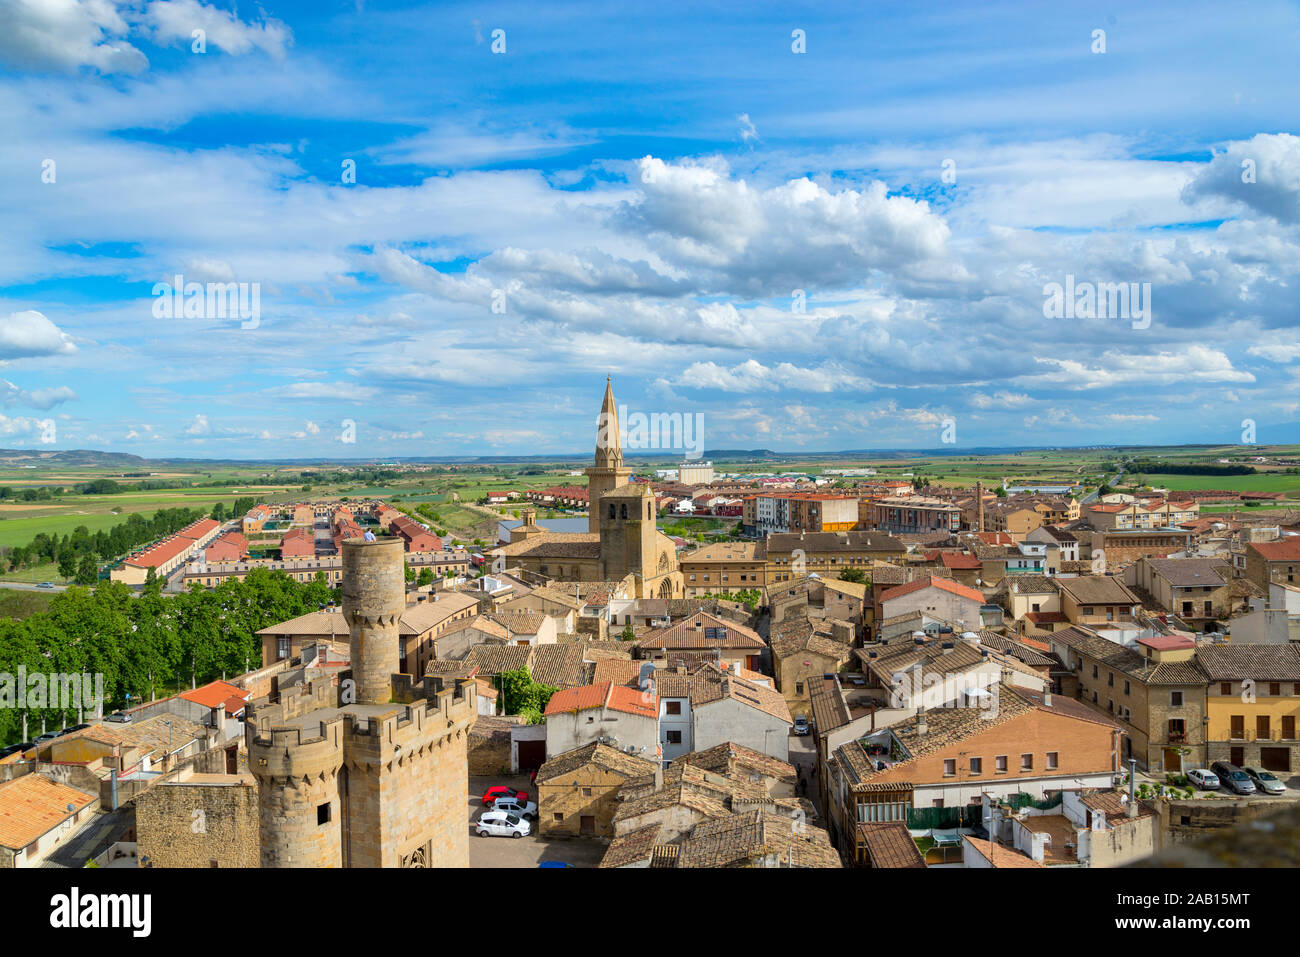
[[489, 378, 684, 599]]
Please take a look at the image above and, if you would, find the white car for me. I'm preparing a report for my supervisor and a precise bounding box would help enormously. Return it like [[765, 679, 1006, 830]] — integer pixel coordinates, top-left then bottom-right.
[[477, 810, 530, 839], [493, 796, 538, 819], [1186, 768, 1220, 790]]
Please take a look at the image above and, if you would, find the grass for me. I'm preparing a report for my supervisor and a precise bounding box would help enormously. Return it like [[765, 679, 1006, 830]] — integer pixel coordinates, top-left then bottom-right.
[[0, 588, 56, 619], [1122, 473, 1300, 495]]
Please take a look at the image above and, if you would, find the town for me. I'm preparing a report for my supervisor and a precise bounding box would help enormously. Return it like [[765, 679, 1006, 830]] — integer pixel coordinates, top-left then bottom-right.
[[2, 379, 1299, 871]]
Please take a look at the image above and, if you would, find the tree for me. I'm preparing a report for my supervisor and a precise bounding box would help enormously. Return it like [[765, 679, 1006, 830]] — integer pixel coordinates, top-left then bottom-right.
[[498, 667, 558, 717], [619, 623, 636, 641], [210, 502, 227, 521], [404, 562, 415, 583], [57, 552, 77, 580], [75, 555, 98, 585], [416, 568, 433, 587], [838, 567, 867, 584]]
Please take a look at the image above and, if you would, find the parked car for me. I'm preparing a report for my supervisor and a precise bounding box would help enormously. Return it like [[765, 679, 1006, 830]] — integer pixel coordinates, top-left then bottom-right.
[[0, 743, 28, 759], [1186, 768, 1220, 790], [476, 811, 530, 839], [1210, 762, 1257, 795], [1241, 767, 1287, 795], [793, 716, 811, 736], [36, 582, 54, 589], [481, 785, 528, 807], [105, 711, 133, 724], [60, 724, 90, 736], [493, 796, 538, 819], [33, 732, 59, 745]]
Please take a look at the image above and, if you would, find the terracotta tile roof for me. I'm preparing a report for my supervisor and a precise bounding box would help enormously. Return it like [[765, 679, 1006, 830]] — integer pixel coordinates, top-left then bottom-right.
[[1197, 644, 1300, 681], [858, 822, 926, 868], [962, 835, 1044, 868], [179, 679, 250, 715], [543, 681, 657, 719], [879, 575, 984, 606], [809, 676, 851, 732], [639, 611, 765, 651], [599, 823, 664, 868], [1250, 539, 1300, 561], [592, 658, 644, 688], [1052, 627, 1208, 686], [464, 643, 532, 676], [939, 552, 983, 570], [526, 643, 590, 689], [1080, 788, 1158, 823], [535, 741, 658, 785], [675, 809, 841, 868], [1144, 558, 1228, 588], [0, 773, 97, 850], [672, 742, 797, 787], [973, 634, 1055, 668], [1056, 575, 1141, 606]]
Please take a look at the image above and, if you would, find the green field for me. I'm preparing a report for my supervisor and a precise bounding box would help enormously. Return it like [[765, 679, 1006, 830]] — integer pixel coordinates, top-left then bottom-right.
[[1121, 473, 1300, 496]]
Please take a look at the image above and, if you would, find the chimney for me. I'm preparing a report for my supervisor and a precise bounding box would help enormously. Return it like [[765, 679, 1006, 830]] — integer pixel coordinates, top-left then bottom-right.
[[976, 481, 985, 534], [917, 713, 928, 736], [1127, 758, 1139, 818], [1043, 689, 1052, 706]]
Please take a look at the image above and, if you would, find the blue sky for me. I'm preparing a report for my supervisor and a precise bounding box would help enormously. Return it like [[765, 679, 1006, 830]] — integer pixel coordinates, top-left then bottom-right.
[[2, 0, 1300, 458]]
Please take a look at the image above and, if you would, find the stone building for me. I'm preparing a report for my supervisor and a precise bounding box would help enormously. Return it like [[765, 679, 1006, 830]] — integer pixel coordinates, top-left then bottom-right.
[[136, 769, 259, 868], [490, 380, 683, 600], [245, 536, 477, 868], [535, 741, 658, 838]]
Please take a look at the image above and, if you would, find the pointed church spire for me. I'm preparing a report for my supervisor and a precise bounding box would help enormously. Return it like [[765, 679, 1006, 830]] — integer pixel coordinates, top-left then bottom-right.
[[595, 376, 622, 467]]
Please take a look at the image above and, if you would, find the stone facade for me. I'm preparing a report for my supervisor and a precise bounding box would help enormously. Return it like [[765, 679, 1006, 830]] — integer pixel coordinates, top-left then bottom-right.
[[136, 774, 259, 868], [247, 537, 476, 868]]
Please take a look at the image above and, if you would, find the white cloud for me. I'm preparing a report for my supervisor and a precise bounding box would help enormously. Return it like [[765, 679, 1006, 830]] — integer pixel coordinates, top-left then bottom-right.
[[184, 413, 210, 435], [0, 0, 148, 74], [142, 0, 291, 58], [0, 379, 77, 409], [0, 311, 78, 360]]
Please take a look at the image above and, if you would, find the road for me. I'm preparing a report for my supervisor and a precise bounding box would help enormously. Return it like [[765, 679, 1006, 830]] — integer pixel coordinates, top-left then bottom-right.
[[0, 581, 68, 593], [1081, 470, 1123, 505]]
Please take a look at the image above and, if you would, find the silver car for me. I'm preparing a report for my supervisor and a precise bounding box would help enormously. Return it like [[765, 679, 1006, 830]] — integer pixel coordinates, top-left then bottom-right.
[[1186, 768, 1219, 790], [1241, 767, 1287, 795], [793, 716, 811, 736]]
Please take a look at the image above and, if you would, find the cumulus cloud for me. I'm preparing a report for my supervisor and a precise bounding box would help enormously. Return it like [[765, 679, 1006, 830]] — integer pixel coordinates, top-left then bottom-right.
[[0, 0, 148, 74], [0, 311, 78, 360], [184, 413, 210, 435], [142, 0, 291, 58], [0, 379, 77, 409], [1183, 133, 1300, 225]]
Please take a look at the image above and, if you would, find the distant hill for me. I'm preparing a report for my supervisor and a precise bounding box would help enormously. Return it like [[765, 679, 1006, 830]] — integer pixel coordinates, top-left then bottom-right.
[[0, 448, 149, 468]]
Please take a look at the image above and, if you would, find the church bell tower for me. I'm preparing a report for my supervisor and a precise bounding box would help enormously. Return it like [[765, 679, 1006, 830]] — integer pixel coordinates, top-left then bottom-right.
[[584, 376, 633, 533]]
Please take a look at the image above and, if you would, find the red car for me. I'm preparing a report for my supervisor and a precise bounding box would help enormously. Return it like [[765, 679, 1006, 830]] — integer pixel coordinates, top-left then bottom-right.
[[481, 786, 529, 807]]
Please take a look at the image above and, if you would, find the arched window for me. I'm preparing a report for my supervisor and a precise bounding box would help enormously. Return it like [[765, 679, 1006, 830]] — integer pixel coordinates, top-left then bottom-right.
[[620, 504, 628, 520], [609, 504, 616, 519]]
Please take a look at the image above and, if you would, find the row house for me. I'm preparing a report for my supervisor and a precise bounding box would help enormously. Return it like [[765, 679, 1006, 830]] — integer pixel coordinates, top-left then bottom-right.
[[1049, 627, 1206, 771], [1198, 644, 1300, 774]]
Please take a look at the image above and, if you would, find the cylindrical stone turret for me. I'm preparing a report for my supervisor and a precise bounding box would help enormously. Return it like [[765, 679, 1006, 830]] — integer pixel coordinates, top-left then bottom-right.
[[341, 536, 405, 704]]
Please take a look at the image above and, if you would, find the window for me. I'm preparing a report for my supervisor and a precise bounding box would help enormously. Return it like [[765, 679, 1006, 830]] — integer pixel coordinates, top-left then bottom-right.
[[553, 812, 563, 822], [317, 803, 331, 825], [666, 730, 682, 744], [795, 682, 804, 695], [586, 715, 594, 723], [582, 788, 592, 797], [1221, 682, 1232, 695], [1123, 680, 1130, 695], [1021, 753, 1033, 770], [1270, 682, 1282, 696], [995, 755, 1007, 772], [1107, 672, 1114, 687], [277, 637, 291, 660], [1046, 752, 1058, 770], [1092, 665, 1098, 679], [943, 759, 956, 776], [665, 701, 682, 715], [969, 757, 982, 774], [1170, 691, 1183, 706]]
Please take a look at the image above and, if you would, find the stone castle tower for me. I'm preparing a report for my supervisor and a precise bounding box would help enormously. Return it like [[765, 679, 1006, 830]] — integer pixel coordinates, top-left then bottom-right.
[[246, 537, 475, 867], [584, 376, 633, 532]]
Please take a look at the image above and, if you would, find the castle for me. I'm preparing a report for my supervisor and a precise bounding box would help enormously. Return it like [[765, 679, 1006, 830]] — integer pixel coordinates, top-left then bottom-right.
[[489, 379, 684, 599], [245, 536, 476, 867]]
